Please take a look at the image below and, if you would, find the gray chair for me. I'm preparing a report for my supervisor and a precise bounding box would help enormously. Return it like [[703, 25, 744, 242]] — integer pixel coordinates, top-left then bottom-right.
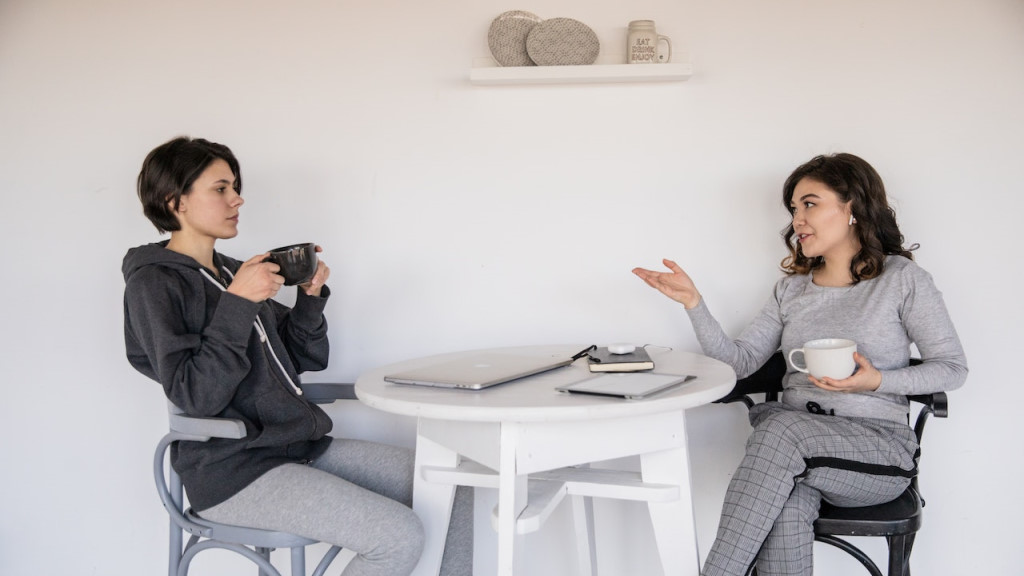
[[155, 383, 357, 576]]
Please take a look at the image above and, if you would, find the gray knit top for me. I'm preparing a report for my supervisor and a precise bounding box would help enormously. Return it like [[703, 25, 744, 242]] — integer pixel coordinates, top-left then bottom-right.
[[687, 255, 967, 422]]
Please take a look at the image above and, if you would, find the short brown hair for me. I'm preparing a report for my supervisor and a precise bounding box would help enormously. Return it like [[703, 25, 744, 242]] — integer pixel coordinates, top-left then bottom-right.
[[137, 137, 241, 233]]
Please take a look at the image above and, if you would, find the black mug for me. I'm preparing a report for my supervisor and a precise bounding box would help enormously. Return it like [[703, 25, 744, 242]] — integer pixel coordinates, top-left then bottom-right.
[[264, 243, 318, 286]]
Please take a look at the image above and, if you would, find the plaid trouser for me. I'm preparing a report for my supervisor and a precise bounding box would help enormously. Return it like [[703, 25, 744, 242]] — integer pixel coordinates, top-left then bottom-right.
[[701, 402, 918, 576]]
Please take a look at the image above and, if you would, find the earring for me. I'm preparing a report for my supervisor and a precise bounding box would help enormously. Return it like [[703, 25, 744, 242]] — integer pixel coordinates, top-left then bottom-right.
[[849, 214, 857, 226]]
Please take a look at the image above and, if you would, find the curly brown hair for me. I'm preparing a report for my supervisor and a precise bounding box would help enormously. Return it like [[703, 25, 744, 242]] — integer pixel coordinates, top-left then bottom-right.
[[781, 153, 914, 283]]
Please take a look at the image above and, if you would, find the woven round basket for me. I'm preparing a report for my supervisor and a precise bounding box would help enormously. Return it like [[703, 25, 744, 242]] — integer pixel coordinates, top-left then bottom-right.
[[525, 17, 600, 66], [488, 10, 543, 67]]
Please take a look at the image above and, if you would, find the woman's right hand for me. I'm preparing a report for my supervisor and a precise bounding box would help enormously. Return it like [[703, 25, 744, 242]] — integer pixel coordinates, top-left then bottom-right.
[[632, 258, 702, 309], [227, 253, 285, 302]]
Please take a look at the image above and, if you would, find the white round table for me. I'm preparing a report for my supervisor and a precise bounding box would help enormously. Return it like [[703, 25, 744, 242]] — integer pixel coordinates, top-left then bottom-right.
[[356, 344, 736, 576]]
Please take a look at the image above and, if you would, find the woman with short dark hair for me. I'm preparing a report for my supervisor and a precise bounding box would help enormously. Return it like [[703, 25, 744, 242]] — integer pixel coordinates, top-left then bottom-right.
[[124, 136, 472, 576]]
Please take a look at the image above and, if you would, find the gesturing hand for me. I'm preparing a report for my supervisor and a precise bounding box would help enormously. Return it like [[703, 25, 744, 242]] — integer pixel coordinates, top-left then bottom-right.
[[227, 253, 285, 302], [810, 352, 883, 393], [632, 258, 702, 309]]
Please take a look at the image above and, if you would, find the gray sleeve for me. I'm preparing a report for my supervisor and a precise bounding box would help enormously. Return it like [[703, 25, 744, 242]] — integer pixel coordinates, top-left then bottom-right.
[[686, 285, 784, 379], [271, 286, 331, 373], [876, 264, 968, 395]]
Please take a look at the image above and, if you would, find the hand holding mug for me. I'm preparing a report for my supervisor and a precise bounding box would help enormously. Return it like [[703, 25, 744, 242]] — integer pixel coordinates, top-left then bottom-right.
[[632, 258, 702, 309], [264, 243, 318, 286], [228, 253, 285, 302], [789, 339, 882, 393], [299, 246, 330, 297], [810, 352, 882, 393]]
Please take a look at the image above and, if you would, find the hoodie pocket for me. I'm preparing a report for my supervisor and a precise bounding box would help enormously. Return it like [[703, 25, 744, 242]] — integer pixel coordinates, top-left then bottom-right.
[[247, 390, 319, 449]]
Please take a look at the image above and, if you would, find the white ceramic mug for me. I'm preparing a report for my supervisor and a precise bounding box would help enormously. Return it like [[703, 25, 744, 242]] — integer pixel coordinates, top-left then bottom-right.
[[627, 20, 672, 64], [788, 339, 857, 380]]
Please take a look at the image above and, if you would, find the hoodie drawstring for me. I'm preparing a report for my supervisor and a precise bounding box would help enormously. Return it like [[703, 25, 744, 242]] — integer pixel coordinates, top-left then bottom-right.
[[200, 267, 303, 396]]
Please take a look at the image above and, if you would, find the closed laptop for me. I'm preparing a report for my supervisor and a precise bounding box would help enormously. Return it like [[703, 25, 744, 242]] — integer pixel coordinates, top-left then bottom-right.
[[383, 352, 574, 390]]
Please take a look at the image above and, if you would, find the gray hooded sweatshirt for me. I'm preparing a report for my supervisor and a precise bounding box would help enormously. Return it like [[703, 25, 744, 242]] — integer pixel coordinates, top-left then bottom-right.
[[123, 241, 333, 511]]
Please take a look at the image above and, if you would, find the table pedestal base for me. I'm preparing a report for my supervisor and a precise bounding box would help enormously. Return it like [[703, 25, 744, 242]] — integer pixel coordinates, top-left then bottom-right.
[[410, 411, 701, 576]]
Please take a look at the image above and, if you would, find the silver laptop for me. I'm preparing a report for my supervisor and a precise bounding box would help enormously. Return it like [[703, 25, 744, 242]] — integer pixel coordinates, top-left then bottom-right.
[[556, 372, 695, 400], [383, 352, 576, 390]]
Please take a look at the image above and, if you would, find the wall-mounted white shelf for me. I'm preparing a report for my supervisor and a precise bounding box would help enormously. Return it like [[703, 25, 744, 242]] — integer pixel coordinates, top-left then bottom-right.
[[469, 62, 693, 86]]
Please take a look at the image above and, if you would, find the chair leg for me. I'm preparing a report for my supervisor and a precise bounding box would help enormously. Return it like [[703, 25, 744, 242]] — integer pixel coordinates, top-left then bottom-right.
[[290, 546, 306, 576], [169, 518, 182, 576], [887, 534, 916, 576], [169, 476, 185, 576], [903, 533, 916, 576], [257, 547, 272, 576]]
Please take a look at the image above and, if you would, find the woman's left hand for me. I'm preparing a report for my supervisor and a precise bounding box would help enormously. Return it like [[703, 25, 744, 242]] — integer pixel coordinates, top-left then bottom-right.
[[810, 352, 882, 393], [299, 245, 330, 297]]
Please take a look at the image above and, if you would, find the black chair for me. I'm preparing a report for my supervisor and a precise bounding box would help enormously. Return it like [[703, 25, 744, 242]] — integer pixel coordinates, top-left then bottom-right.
[[155, 383, 357, 576], [715, 353, 948, 576]]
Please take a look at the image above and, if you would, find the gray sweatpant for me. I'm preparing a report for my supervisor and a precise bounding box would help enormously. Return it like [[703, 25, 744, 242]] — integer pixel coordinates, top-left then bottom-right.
[[199, 438, 473, 576], [701, 402, 917, 576]]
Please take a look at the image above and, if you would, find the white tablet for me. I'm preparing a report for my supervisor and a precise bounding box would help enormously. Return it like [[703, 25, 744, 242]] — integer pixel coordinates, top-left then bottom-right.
[[556, 372, 695, 400]]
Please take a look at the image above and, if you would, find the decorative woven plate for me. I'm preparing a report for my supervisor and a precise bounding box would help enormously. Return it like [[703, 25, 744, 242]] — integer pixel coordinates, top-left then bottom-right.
[[488, 10, 543, 67], [525, 17, 600, 66]]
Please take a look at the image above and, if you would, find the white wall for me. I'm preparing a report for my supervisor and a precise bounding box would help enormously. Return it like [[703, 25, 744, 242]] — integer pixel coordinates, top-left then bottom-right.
[[1, 0, 1020, 574]]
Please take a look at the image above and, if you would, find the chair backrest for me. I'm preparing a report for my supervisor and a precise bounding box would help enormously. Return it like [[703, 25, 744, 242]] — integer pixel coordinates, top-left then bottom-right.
[[155, 402, 250, 576], [156, 382, 357, 529], [156, 403, 243, 536], [155, 383, 355, 576]]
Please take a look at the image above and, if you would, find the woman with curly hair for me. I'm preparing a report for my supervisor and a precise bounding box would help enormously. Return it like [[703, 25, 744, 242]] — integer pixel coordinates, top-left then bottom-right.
[[633, 153, 967, 576]]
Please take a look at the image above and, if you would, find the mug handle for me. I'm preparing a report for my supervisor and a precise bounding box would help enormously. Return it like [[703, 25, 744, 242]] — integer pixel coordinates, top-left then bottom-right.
[[788, 348, 809, 373], [657, 35, 672, 63]]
